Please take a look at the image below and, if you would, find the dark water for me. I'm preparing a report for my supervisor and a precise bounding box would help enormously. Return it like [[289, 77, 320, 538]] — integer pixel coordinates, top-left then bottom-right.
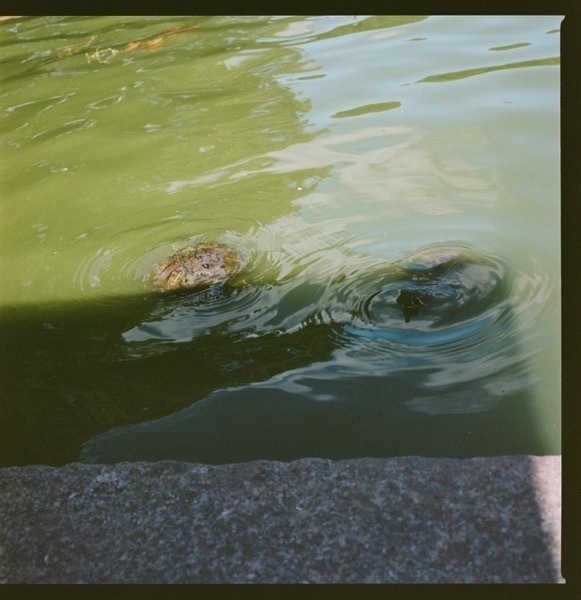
[[0, 16, 560, 466]]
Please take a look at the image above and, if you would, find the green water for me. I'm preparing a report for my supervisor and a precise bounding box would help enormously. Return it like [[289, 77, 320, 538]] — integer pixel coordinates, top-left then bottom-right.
[[0, 16, 561, 466]]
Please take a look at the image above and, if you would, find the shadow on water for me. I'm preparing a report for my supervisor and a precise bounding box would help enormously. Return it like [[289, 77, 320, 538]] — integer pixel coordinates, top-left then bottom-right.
[[0, 242, 551, 468], [0, 291, 338, 467]]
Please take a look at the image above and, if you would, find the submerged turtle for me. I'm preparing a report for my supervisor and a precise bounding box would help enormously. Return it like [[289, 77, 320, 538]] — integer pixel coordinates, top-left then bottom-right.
[[152, 244, 242, 292], [390, 245, 508, 325]]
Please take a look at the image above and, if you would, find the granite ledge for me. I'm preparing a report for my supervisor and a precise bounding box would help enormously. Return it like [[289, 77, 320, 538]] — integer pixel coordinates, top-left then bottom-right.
[[0, 455, 562, 584]]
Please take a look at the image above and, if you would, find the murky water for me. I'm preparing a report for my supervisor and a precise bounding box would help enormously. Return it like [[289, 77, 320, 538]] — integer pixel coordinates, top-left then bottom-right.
[[0, 16, 561, 466]]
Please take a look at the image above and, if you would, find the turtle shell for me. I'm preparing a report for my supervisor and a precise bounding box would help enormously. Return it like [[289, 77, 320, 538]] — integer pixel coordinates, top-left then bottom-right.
[[152, 244, 241, 292]]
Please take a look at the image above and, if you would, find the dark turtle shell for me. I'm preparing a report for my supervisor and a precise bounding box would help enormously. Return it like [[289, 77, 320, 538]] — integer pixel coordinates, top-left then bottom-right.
[[392, 245, 507, 324]]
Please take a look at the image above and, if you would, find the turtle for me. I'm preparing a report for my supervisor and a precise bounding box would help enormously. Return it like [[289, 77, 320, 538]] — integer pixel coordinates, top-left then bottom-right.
[[391, 245, 507, 324], [152, 244, 242, 292], [396, 288, 431, 323]]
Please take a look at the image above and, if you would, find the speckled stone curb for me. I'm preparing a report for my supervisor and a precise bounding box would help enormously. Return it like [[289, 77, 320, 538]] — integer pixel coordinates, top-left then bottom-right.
[[0, 455, 562, 583]]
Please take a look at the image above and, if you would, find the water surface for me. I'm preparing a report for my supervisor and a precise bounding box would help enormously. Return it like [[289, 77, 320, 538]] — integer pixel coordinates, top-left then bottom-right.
[[0, 16, 561, 466]]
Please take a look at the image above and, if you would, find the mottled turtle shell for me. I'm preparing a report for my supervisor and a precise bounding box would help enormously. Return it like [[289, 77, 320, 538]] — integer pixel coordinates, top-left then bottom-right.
[[152, 244, 241, 292]]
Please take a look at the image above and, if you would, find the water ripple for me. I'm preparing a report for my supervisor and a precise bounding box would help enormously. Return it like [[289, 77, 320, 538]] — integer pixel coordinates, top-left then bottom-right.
[[291, 242, 525, 412]]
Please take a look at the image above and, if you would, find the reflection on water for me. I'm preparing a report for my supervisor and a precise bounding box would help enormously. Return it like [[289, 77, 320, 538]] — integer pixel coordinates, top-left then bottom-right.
[[417, 56, 559, 83], [0, 16, 560, 466]]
